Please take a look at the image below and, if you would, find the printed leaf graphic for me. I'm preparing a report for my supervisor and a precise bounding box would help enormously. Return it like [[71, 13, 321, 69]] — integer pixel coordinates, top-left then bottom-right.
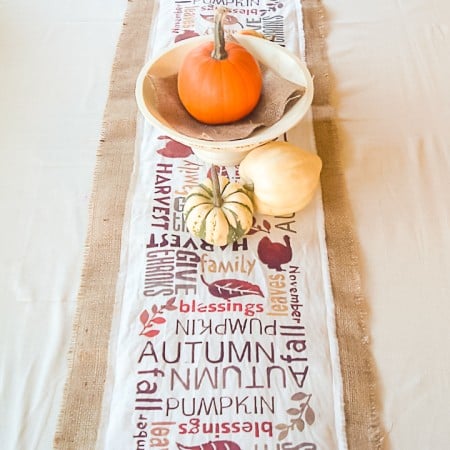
[[139, 310, 149, 326], [200, 13, 239, 25], [292, 392, 308, 401], [277, 391, 314, 441], [278, 429, 289, 441], [305, 405, 315, 425], [164, 297, 177, 311], [275, 424, 288, 430], [151, 304, 159, 314], [151, 317, 166, 324], [201, 275, 264, 300], [200, 13, 215, 22], [165, 304, 177, 311], [144, 329, 160, 338], [295, 418, 305, 431], [223, 14, 239, 25], [174, 30, 200, 43], [263, 219, 271, 231]]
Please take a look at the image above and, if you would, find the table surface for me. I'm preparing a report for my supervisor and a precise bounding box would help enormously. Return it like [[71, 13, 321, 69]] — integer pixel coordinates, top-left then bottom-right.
[[1, 1, 449, 449]]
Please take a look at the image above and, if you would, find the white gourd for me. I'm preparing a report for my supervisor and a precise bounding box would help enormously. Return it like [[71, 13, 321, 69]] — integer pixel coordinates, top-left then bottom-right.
[[239, 141, 322, 216]]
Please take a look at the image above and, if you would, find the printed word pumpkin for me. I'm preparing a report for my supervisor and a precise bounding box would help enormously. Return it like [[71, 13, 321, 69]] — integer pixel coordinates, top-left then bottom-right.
[[184, 166, 254, 246], [239, 141, 322, 216], [177, 7, 262, 125]]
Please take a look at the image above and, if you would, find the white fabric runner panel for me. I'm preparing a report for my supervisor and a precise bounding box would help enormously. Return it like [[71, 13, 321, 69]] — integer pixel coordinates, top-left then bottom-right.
[[98, 1, 346, 449]]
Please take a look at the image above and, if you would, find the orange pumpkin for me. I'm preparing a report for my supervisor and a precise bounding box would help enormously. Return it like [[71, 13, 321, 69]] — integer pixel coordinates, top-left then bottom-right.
[[177, 7, 262, 125]]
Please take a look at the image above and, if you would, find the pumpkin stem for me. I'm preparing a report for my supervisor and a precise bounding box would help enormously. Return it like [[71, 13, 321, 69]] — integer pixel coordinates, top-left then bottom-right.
[[210, 164, 223, 207], [211, 7, 228, 60]]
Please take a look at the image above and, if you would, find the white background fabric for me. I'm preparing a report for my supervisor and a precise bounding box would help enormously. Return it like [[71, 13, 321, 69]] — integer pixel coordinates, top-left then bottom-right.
[[0, 0, 449, 449]]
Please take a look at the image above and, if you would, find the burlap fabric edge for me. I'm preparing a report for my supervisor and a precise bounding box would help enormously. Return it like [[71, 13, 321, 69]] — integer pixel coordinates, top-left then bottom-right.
[[53, 1, 156, 448], [302, 0, 386, 448]]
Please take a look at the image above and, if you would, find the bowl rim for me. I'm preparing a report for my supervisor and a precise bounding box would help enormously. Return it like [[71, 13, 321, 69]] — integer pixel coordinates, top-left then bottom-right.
[[135, 34, 314, 150]]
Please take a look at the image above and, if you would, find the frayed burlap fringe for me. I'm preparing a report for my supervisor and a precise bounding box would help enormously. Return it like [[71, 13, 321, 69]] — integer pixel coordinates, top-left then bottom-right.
[[53, 1, 156, 448], [302, 0, 386, 449]]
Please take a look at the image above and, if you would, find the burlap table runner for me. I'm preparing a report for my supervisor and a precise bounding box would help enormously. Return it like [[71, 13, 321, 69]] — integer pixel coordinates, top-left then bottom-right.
[[302, 1, 385, 448], [54, 0, 384, 448], [53, 1, 156, 448]]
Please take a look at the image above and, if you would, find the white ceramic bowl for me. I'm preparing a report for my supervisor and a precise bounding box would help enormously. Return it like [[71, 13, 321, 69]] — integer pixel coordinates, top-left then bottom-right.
[[135, 34, 314, 166]]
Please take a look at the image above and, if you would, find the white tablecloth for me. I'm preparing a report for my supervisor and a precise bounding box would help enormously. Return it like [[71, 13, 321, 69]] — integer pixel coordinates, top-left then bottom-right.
[[1, 1, 449, 449]]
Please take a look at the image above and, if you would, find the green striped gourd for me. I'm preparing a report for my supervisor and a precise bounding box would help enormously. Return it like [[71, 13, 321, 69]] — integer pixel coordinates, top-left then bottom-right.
[[184, 174, 254, 246]]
